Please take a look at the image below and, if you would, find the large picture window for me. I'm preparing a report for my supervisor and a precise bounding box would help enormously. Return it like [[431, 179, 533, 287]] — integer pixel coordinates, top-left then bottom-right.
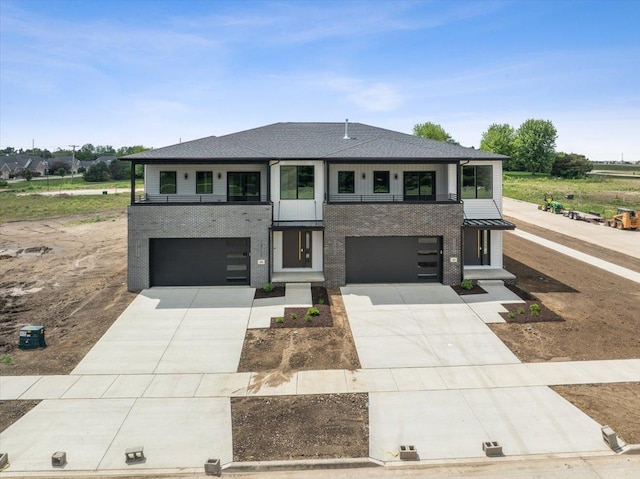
[[281, 165, 314, 199], [159, 171, 177, 194], [196, 171, 213, 194], [227, 172, 261, 202], [462, 165, 493, 199], [338, 171, 355, 194], [374, 171, 390, 193], [403, 171, 435, 201]]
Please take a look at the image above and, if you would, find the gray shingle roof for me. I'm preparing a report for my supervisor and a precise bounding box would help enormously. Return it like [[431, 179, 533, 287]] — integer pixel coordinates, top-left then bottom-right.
[[123, 122, 507, 161]]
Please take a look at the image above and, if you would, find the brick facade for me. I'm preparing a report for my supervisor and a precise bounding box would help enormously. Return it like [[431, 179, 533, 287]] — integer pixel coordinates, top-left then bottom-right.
[[127, 204, 272, 291], [323, 203, 464, 286]]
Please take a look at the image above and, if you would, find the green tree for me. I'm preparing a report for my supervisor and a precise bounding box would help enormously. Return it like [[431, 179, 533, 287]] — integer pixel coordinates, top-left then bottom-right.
[[83, 162, 110, 182], [513, 119, 558, 174], [108, 159, 128, 180], [116, 145, 149, 156], [413, 122, 459, 144], [76, 144, 97, 162], [25, 169, 33, 181], [551, 152, 592, 179], [480, 123, 516, 167], [57, 167, 66, 177]]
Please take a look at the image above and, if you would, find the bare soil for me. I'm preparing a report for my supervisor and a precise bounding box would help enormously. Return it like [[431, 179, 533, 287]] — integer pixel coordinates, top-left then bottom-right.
[[231, 394, 369, 461], [0, 212, 136, 431]]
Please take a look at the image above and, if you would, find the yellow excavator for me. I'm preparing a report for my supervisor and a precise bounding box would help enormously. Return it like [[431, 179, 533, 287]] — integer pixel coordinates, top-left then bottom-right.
[[607, 208, 638, 230]]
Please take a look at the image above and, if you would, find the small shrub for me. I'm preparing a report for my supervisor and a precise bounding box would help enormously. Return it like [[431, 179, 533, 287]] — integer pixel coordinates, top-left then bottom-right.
[[290, 312, 297, 320], [318, 297, 325, 305], [306, 307, 320, 317], [530, 303, 541, 316], [305, 313, 313, 322], [263, 283, 274, 293], [508, 311, 516, 319], [2, 354, 14, 366], [517, 307, 526, 315], [461, 279, 473, 290], [275, 316, 284, 324]]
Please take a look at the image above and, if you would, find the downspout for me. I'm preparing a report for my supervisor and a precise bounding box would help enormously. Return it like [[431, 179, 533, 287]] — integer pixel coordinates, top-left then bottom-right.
[[459, 160, 469, 283]]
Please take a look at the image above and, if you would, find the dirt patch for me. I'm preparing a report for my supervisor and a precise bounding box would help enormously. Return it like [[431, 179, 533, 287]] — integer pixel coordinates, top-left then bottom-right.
[[271, 305, 332, 328], [490, 228, 640, 362], [553, 383, 640, 444], [0, 213, 136, 375], [0, 400, 40, 433], [231, 394, 369, 461], [238, 288, 360, 375]]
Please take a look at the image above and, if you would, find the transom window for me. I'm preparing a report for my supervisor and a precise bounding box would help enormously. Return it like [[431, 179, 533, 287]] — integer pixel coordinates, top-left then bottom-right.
[[281, 165, 314, 199], [403, 171, 435, 201], [159, 171, 177, 194], [338, 171, 355, 194], [227, 172, 261, 202], [374, 171, 390, 193], [196, 171, 213, 194], [462, 165, 493, 199]]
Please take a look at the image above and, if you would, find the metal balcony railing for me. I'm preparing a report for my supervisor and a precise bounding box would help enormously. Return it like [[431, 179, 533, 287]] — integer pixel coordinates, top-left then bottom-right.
[[327, 193, 458, 203]]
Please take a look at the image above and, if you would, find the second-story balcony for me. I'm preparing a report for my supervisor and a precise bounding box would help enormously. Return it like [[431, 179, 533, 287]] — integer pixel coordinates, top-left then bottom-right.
[[134, 193, 269, 204], [328, 192, 458, 203]]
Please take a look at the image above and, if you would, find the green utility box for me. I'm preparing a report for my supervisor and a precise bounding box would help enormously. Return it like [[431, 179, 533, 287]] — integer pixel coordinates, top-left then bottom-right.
[[18, 325, 46, 349]]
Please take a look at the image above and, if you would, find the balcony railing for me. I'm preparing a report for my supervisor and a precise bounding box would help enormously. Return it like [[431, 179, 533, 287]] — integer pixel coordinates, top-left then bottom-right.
[[134, 193, 269, 204], [327, 193, 458, 203]]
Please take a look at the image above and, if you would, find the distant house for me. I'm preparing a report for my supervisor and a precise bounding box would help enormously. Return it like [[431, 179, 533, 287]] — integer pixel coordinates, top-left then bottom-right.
[[121, 122, 516, 291], [48, 156, 80, 174], [0, 154, 45, 179], [95, 155, 117, 164]]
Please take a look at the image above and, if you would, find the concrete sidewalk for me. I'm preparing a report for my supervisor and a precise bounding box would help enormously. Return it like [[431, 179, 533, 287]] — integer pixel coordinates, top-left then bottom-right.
[[3, 359, 639, 400]]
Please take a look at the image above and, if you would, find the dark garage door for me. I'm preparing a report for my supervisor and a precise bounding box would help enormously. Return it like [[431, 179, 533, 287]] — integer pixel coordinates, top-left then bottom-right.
[[346, 236, 441, 283], [150, 238, 250, 286]]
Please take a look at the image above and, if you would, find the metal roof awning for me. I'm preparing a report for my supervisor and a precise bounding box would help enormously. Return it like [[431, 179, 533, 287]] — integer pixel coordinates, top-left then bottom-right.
[[463, 219, 516, 230], [271, 221, 324, 230]]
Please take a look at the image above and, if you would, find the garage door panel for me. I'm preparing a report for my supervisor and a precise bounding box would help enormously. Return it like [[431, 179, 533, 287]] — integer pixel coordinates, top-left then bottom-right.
[[346, 236, 441, 283], [150, 238, 249, 286]]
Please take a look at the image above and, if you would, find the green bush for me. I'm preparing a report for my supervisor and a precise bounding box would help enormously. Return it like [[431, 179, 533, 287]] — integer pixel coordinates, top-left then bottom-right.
[[460, 279, 473, 290], [306, 307, 320, 316], [263, 283, 274, 293], [517, 307, 526, 314], [290, 313, 297, 320], [275, 316, 284, 324], [508, 312, 516, 319], [305, 313, 313, 322], [530, 303, 541, 316], [2, 354, 14, 366]]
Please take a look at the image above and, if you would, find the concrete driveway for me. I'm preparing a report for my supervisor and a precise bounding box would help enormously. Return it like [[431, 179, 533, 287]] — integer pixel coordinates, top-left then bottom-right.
[[73, 287, 255, 375], [341, 284, 611, 462], [341, 284, 520, 368]]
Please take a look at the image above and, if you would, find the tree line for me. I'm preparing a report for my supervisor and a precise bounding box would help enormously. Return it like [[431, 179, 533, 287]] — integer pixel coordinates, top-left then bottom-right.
[[1, 144, 148, 162], [414, 120, 592, 179]]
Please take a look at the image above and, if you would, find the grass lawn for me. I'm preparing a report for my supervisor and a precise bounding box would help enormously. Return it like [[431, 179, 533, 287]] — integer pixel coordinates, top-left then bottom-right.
[[0, 192, 130, 222], [503, 172, 640, 218]]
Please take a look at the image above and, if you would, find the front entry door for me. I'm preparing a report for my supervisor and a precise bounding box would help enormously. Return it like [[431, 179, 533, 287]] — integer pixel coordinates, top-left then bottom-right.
[[283, 230, 312, 268], [464, 229, 490, 266]]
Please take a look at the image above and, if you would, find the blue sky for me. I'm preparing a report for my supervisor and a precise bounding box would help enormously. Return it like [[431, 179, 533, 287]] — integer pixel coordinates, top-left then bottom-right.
[[1, 0, 639, 161]]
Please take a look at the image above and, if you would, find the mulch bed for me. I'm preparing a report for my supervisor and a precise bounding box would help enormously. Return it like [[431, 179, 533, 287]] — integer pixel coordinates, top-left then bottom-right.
[[270, 287, 333, 328], [254, 285, 285, 299], [500, 300, 565, 323], [451, 284, 487, 295]]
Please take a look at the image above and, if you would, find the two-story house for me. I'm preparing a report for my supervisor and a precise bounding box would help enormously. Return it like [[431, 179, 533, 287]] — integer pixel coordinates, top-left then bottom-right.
[[122, 122, 514, 291]]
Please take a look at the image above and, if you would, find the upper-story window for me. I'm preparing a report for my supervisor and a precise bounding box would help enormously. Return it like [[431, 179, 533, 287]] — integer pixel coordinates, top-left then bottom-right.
[[374, 171, 390, 193], [196, 171, 213, 194], [281, 165, 314, 199], [404, 171, 435, 201], [462, 165, 493, 199], [338, 171, 355, 194], [160, 171, 177, 194], [228, 172, 261, 202]]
